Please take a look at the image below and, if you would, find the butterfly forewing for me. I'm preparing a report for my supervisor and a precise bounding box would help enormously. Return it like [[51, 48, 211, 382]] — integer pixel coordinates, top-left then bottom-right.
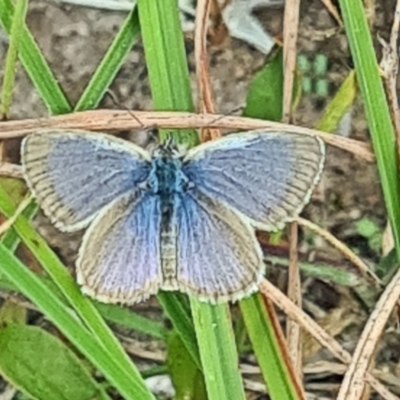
[[183, 131, 325, 231], [175, 190, 264, 303], [77, 192, 163, 304], [21, 130, 151, 231]]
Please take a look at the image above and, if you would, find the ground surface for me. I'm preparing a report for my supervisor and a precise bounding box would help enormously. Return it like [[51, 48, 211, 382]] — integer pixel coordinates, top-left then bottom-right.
[[0, 0, 399, 399]]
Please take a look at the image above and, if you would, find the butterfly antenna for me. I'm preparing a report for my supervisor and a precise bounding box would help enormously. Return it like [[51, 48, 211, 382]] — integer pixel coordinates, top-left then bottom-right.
[[105, 89, 145, 128], [105, 90, 160, 145], [207, 106, 244, 127]]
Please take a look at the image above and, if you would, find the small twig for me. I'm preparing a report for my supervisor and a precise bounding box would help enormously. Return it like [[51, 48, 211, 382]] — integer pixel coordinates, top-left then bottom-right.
[[116, 333, 166, 362], [0, 162, 23, 178], [282, 0, 303, 377], [263, 296, 306, 399], [378, 0, 400, 159], [194, 0, 221, 141], [287, 221, 302, 371], [364, 374, 400, 400], [296, 217, 382, 285], [318, 0, 343, 27], [259, 279, 350, 363], [282, 0, 299, 124]]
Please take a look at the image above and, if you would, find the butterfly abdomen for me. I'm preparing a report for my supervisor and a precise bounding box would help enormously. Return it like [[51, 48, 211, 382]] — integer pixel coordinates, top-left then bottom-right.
[[160, 207, 179, 290]]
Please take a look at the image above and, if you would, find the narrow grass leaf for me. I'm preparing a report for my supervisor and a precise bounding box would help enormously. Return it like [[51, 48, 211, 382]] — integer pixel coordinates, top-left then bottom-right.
[[167, 331, 207, 400], [0, 0, 28, 117], [75, 8, 141, 111], [266, 255, 361, 287], [0, 269, 169, 340], [137, 0, 197, 145], [0, 177, 35, 251], [191, 299, 246, 400], [338, 0, 400, 257], [240, 295, 300, 400], [94, 302, 168, 340], [0, 0, 71, 113], [158, 292, 201, 369]]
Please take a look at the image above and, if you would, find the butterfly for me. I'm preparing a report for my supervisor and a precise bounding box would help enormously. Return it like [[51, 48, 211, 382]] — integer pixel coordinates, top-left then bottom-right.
[[21, 129, 325, 304]]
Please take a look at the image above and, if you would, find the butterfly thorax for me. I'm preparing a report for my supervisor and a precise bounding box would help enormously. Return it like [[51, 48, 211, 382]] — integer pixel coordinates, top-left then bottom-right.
[[147, 146, 190, 289], [147, 155, 189, 197]]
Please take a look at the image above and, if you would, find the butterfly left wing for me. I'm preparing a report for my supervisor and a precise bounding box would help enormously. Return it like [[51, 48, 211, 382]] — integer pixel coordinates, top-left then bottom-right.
[[21, 130, 151, 231], [183, 131, 325, 231], [175, 190, 264, 303], [77, 192, 163, 304]]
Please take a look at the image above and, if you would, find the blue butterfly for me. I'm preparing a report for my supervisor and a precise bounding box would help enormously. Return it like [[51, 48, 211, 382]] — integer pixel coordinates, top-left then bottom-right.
[[21, 129, 325, 304]]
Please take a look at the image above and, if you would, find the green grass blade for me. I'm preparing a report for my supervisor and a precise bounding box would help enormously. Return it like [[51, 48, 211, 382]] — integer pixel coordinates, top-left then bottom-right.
[[167, 331, 207, 400], [158, 292, 201, 369], [137, 0, 197, 146], [0, 0, 71, 114], [94, 302, 168, 340], [75, 8, 141, 111], [240, 295, 299, 400], [138, 0, 245, 397], [0, 267, 168, 340], [0, 245, 153, 400], [338, 0, 400, 257], [0, 0, 28, 117], [191, 300, 246, 400]]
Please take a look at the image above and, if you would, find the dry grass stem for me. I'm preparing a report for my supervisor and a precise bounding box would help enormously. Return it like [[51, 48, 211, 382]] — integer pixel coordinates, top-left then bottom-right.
[[282, 0, 303, 376], [378, 0, 400, 159], [318, 0, 343, 26], [0, 162, 22, 178], [194, 0, 221, 141], [0, 111, 375, 161], [296, 217, 382, 284]]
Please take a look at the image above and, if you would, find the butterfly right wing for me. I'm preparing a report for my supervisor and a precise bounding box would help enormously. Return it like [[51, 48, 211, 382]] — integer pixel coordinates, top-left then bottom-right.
[[183, 131, 324, 231], [22, 130, 152, 231], [77, 191, 163, 304], [174, 190, 264, 303]]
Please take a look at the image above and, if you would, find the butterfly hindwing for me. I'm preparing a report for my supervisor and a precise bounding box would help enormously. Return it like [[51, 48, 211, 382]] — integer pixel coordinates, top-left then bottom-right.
[[183, 131, 325, 230], [21, 130, 152, 231], [175, 190, 264, 303], [77, 192, 163, 304]]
